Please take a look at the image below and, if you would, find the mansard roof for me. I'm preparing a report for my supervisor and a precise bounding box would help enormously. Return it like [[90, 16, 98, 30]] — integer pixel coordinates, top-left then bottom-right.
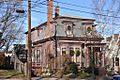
[[25, 16, 95, 34]]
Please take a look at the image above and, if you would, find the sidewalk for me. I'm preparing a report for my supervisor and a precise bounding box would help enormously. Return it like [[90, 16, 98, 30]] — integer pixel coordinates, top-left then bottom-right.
[[0, 76, 112, 80], [0, 79, 23, 80]]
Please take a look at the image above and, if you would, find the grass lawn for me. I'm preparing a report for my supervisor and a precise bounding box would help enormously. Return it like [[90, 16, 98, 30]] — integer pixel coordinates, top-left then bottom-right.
[[0, 69, 25, 79]]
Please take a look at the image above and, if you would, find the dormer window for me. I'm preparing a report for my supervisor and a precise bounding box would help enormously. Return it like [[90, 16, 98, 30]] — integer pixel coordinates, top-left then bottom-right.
[[67, 26, 72, 30], [65, 25, 73, 36], [62, 20, 75, 37], [87, 27, 92, 33]]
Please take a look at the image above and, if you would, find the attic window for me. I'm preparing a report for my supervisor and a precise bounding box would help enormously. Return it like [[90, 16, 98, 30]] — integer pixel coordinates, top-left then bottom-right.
[[67, 26, 72, 30], [87, 27, 92, 33], [65, 26, 73, 36]]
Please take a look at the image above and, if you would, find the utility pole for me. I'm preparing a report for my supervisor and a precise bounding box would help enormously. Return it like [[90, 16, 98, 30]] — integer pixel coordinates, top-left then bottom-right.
[[55, 24, 57, 70], [27, 0, 31, 80], [91, 47, 95, 79]]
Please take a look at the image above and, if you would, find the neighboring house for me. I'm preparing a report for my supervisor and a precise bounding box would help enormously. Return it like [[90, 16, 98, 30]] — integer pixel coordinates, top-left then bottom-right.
[[2, 51, 14, 69], [13, 44, 27, 75], [25, 0, 105, 71], [106, 34, 120, 71]]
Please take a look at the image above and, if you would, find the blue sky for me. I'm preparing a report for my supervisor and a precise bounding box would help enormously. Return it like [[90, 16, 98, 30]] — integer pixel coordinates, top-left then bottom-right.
[[24, 0, 94, 28], [22, 0, 120, 36]]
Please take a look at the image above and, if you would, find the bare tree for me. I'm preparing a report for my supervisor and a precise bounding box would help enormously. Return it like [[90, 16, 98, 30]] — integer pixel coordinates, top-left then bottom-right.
[[92, 0, 120, 37], [0, 0, 26, 52]]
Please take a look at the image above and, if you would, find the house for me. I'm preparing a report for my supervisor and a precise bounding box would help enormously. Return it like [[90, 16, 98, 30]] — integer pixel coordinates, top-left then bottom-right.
[[4, 51, 14, 69], [105, 34, 120, 71], [25, 0, 105, 72], [13, 44, 27, 75]]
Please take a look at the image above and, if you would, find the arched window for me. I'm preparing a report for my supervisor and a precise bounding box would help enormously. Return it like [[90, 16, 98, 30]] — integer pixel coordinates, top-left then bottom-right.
[[65, 26, 73, 36]]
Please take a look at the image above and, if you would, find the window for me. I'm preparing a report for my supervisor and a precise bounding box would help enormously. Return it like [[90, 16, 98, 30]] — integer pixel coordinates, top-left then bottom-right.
[[65, 26, 73, 36], [69, 47, 74, 56], [62, 48, 66, 55], [87, 27, 92, 33], [67, 26, 72, 30], [36, 50, 40, 63], [115, 57, 119, 66], [70, 47, 74, 50], [75, 48, 79, 50], [75, 48, 80, 57], [32, 50, 35, 63]]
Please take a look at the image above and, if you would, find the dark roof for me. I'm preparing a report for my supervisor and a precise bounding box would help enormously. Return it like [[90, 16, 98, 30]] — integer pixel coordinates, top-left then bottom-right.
[[57, 16, 95, 21], [24, 22, 47, 34]]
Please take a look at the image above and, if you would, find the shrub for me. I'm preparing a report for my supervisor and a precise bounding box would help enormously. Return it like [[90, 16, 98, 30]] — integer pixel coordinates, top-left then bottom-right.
[[107, 69, 118, 76], [84, 67, 99, 75], [79, 71, 91, 79], [64, 62, 78, 75]]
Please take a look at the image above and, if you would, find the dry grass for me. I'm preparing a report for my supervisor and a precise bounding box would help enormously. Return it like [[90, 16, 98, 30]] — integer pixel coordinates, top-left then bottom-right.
[[0, 69, 25, 79]]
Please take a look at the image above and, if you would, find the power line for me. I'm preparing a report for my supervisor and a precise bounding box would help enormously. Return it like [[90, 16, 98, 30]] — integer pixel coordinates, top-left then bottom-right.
[[53, 0, 95, 10], [1, 0, 118, 15], [31, 9, 120, 26], [2, 0, 120, 19], [32, 9, 48, 14], [31, 0, 46, 8], [39, 3, 120, 19], [53, 0, 117, 13]]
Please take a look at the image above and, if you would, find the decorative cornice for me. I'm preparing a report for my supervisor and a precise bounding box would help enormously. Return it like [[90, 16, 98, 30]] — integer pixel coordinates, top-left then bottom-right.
[[33, 36, 104, 45]]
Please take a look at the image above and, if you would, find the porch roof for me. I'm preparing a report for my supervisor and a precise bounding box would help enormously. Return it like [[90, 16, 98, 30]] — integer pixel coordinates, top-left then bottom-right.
[[86, 43, 106, 47], [33, 36, 104, 45]]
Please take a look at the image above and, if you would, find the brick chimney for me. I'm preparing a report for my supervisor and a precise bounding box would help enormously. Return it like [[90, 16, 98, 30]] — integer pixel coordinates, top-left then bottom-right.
[[47, 0, 53, 27], [55, 5, 59, 18]]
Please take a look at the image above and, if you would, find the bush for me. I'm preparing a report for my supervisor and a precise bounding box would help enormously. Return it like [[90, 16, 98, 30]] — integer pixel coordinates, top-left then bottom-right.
[[107, 69, 118, 76], [64, 62, 78, 75], [84, 67, 99, 75], [79, 71, 91, 79]]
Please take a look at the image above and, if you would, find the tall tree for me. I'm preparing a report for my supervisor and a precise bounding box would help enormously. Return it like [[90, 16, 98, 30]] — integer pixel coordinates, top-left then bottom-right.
[[92, 0, 120, 37], [0, 0, 26, 52]]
